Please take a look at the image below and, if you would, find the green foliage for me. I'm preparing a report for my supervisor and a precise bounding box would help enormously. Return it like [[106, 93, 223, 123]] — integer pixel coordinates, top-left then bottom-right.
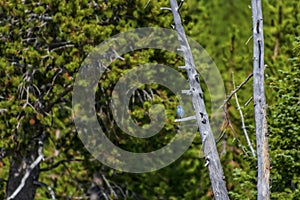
[[267, 37, 300, 199], [0, 0, 299, 199]]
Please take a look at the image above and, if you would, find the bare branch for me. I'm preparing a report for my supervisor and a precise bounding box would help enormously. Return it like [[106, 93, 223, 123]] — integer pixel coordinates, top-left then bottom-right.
[[245, 35, 253, 45], [44, 84, 73, 113], [144, 0, 151, 9], [101, 174, 117, 199], [34, 181, 56, 200], [178, 0, 184, 10], [50, 44, 74, 52], [221, 72, 253, 108], [232, 73, 256, 157], [40, 159, 84, 172], [244, 96, 253, 107], [174, 115, 196, 122], [160, 7, 172, 11], [112, 49, 125, 61], [222, 106, 241, 144]]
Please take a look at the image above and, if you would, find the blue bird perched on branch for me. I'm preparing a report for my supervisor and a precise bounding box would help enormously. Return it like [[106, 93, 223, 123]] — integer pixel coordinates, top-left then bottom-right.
[[176, 105, 184, 119]]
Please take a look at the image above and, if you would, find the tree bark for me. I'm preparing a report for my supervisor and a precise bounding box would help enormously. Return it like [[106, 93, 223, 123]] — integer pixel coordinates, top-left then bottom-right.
[[170, 1, 229, 199], [6, 144, 40, 199], [251, 0, 270, 199], [6, 132, 46, 200]]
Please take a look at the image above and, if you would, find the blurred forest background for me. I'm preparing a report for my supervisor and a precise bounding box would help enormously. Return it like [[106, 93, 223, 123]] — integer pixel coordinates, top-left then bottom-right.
[[0, 0, 299, 199]]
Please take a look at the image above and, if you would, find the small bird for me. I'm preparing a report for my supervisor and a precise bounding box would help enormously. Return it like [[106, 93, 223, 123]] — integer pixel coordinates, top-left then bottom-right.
[[176, 105, 184, 119]]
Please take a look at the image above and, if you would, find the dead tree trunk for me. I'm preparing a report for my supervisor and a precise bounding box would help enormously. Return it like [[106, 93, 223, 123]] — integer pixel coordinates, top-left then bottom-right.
[[6, 132, 46, 200], [169, 1, 229, 199], [251, 0, 270, 199]]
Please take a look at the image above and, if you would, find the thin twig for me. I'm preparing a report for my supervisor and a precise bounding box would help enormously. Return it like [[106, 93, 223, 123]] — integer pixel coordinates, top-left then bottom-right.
[[221, 72, 253, 108], [178, 0, 184, 10], [222, 105, 241, 145], [112, 49, 125, 61], [34, 181, 56, 200], [232, 73, 256, 157], [40, 159, 84, 171], [244, 96, 253, 107], [221, 104, 248, 155], [174, 115, 196, 122], [245, 35, 253, 45], [45, 84, 73, 112], [50, 44, 74, 52], [101, 174, 117, 199], [144, 0, 151, 9], [160, 7, 172, 11]]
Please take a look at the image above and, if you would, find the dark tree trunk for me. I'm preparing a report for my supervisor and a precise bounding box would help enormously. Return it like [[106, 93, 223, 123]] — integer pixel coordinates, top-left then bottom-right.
[[6, 131, 46, 200], [6, 142, 40, 200]]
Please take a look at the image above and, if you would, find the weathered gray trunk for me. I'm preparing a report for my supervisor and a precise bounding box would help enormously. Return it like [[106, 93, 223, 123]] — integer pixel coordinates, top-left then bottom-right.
[[170, 1, 229, 199], [251, 0, 270, 199]]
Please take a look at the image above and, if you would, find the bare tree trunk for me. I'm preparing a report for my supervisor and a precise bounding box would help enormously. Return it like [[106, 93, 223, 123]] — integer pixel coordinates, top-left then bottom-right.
[[251, 1, 270, 199], [6, 144, 40, 199], [170, 1, 229, 199], [6, 132, 46, 200]]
